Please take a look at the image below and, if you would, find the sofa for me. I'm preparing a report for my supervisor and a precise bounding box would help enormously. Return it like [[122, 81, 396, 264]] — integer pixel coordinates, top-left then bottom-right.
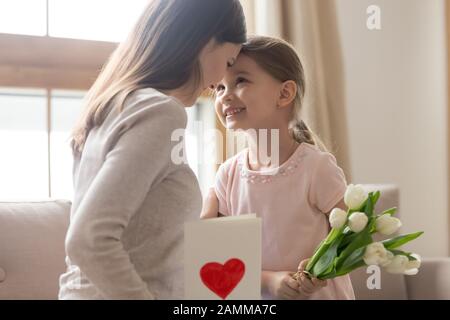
[[0, 184, 449, 300]]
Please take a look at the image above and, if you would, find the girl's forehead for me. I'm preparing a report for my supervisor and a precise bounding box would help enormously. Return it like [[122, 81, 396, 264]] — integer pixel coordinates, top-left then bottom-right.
[[227, 55, 259, 74]]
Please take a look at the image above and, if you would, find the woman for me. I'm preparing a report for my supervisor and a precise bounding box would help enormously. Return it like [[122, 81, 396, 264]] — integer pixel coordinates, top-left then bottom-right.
[[58, 0, 246, 299]]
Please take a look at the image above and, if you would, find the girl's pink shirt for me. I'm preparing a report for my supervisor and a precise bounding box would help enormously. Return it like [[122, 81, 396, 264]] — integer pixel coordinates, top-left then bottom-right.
[[215, 142, 355, 300]]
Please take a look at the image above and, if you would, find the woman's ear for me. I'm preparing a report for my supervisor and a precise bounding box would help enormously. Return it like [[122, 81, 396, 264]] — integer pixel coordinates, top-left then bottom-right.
[[277, 80, 297, 108]]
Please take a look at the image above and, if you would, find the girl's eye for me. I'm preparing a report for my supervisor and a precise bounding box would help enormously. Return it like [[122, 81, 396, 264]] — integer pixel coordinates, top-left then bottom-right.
[[236, 77, 247, 85]]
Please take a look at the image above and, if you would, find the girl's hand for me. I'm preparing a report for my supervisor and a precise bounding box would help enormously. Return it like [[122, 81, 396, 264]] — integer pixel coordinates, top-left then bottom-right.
[[296, 259, 328, 297], [200, 187, 219, 219], [263, 271, 303, 300]]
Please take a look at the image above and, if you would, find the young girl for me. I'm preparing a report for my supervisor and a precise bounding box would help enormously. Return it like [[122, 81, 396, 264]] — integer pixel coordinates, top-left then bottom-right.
[[59, 0, 246, 299], [201, 36, 355, 300]]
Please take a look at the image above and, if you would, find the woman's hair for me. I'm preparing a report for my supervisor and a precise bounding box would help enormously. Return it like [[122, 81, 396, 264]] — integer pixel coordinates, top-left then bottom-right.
[[239, 36, 327, 151], [70, 0, 246, 156]]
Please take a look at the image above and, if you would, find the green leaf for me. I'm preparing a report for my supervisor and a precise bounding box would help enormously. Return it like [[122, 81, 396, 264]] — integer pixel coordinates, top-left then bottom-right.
[[305, 239, 326, 271], [408, 255, 419, 261], [312, 234, 343, 277], [321, 257, 337, 277], [319, 270, 337, 280], [335, 225, 373, 270], [332, 260, 366, 278], [382, 232, 424, 250], [364, 193, 374, 218], [388, 249, 407, 256], [306, 227, 343, 272], [360, 191, 380, 218], [338, 231, 358, 252], [381, 207, 397, 216], [387, 249, 418, 261], [372, 191, 381, 205], [339, 246, 366, 271]]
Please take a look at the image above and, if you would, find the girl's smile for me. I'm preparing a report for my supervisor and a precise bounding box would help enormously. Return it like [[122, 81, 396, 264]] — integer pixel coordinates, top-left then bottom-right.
[[223, 106, 247, 118]]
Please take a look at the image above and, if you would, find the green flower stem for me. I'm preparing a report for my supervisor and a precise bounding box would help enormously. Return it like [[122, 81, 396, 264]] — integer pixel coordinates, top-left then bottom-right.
[[306, 226, 343, 273]]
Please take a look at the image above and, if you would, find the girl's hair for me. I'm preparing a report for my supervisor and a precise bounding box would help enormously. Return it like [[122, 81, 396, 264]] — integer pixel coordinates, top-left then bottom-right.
[[70, 0, 246, 156], [240, 36, 327, 151]]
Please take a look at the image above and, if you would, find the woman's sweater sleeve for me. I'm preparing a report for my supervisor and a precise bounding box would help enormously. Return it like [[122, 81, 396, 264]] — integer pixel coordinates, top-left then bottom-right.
[[65, 98, 185, 299]]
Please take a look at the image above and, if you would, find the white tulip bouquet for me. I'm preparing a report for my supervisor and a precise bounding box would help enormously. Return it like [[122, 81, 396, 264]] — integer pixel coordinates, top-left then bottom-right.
[[294, 184, 423, 280]]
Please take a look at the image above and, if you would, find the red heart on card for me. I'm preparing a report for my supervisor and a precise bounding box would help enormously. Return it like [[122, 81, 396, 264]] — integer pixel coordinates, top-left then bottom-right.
[[200, 258, 245, 299]]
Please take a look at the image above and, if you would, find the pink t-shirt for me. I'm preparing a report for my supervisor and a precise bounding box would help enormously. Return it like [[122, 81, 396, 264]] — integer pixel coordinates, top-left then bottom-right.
[[215, 142, 355, 300]]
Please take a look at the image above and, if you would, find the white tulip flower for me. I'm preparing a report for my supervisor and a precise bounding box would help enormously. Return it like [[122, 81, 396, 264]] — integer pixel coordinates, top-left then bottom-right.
[[329, 208, 347, 229], [344, 184, 368, 210], [404, 268, 419, 275], [363, 242, 393, 266], [376, 214, 402, 235], [384, 255, 409, 274], [348, 212, 368, 233], [380, 250, 395, 267], [404, 253, 421, 275], [407, 253, 421, 269]]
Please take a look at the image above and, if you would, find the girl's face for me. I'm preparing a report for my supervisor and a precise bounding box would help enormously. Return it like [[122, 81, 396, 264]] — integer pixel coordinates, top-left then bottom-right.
[[198, 39, 242, 95], [214, 54, 285, 130]]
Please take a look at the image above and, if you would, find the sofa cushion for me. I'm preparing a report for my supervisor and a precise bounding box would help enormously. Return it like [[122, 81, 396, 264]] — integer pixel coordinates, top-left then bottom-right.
[[0, 184, 412, 300], [0, 200, 70, 299], [406, 258, 450, 299]]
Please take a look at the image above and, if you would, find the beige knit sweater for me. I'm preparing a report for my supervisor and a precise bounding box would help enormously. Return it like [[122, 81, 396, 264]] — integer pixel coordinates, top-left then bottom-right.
[[58, 88, 202, 299]]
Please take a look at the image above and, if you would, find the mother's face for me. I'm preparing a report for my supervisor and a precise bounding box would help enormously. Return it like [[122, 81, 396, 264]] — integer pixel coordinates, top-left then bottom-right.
[[198, 39, 241, 93]]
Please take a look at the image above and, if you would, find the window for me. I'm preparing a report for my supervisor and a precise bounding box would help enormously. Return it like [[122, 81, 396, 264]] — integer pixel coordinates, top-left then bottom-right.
[[0, 87, 216, 200], [0, 88, 48, 199], [48, 0, 148, 42], [0, 0, 47, 36], [0, 0, 217, 200], [0, 0, 148, 42], [50, 90, 85, 200], [0, 88, 84, 200], [186, 98, 218, 195]]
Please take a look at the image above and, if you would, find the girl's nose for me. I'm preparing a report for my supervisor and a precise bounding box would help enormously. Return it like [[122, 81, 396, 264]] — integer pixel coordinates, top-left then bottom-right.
[[220, 88, 234, 104]]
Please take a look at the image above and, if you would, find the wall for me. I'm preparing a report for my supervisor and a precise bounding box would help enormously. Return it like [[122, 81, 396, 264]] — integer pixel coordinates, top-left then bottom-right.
[[335, 0, 448, 256]]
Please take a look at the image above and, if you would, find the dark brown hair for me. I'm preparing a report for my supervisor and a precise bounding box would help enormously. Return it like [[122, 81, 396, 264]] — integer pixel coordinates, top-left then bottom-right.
[[71, 0, 246, 155]]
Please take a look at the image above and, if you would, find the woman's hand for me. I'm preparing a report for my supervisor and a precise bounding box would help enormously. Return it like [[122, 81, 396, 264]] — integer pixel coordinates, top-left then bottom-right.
[[200, 187, 219, 219], [295, 259, 328, 297]]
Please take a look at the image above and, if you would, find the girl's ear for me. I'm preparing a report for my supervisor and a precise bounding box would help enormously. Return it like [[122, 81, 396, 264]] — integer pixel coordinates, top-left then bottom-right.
[[277, 80, 297, 109]]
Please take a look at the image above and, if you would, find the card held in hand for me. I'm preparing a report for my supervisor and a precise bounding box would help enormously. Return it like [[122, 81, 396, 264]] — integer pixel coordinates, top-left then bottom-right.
[[184, 214, 262, 300]]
